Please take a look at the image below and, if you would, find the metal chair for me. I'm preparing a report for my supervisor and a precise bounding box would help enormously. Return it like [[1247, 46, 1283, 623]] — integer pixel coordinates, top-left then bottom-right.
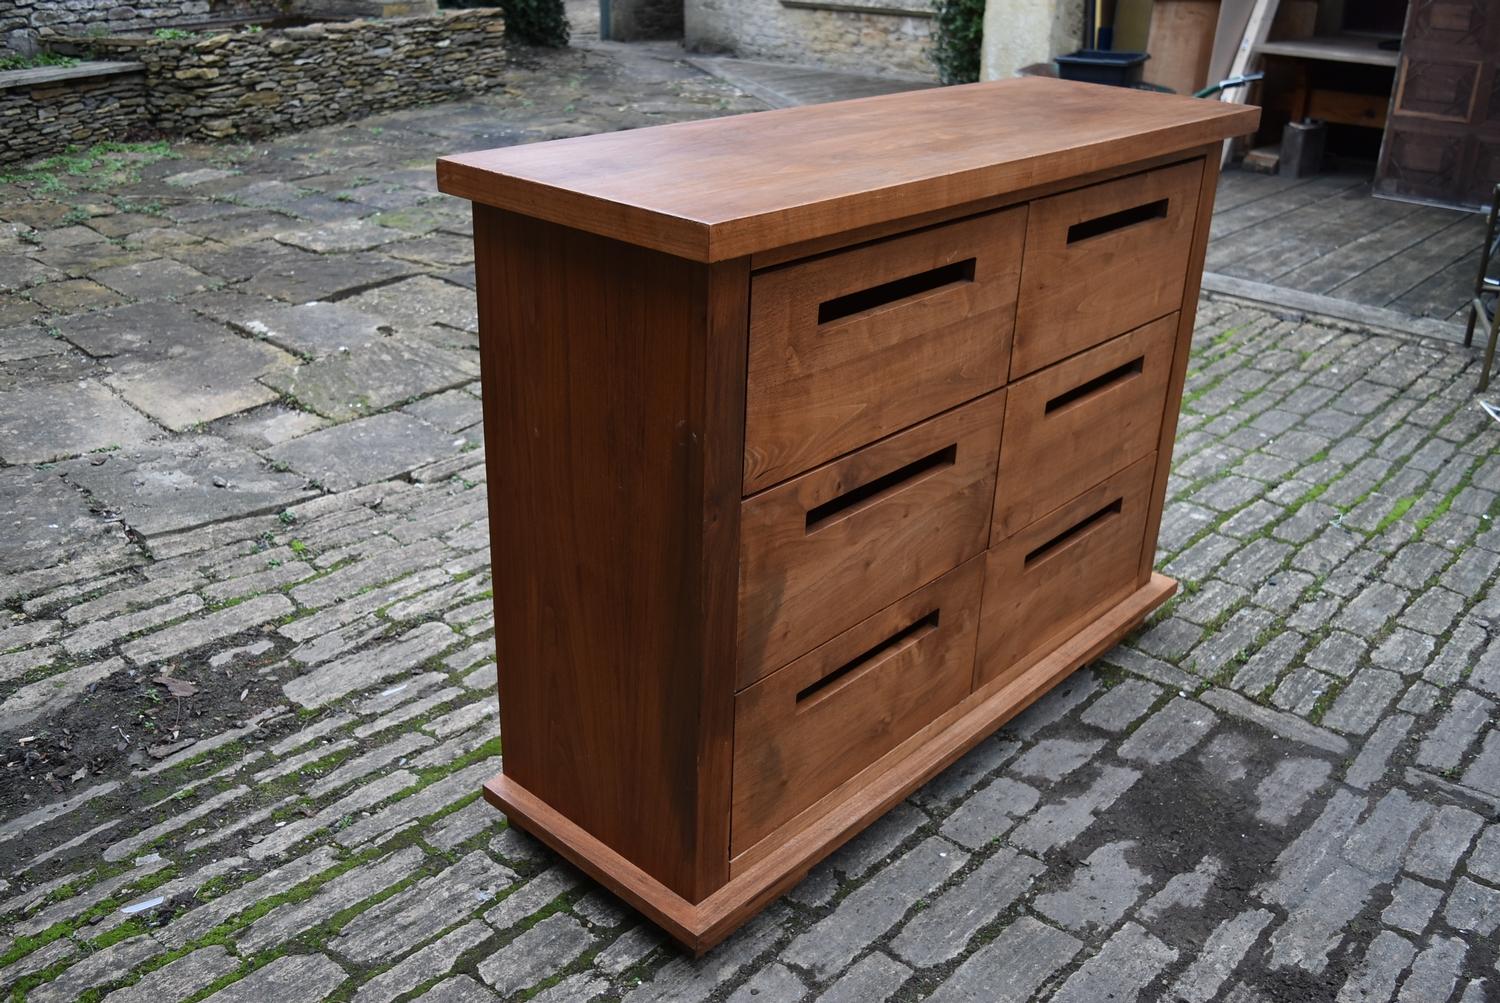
[[1465, 182, 1500, 392]]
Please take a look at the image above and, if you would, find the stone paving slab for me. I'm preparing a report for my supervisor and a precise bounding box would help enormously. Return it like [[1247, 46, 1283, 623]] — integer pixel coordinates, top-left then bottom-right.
[[58, 437, 318, 539], [1, 23, 1498, 1003], [0, 382, 159, 465]]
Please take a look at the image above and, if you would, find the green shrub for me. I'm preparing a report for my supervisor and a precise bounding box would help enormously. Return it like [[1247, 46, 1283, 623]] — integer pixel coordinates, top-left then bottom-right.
[[504, 0, 570, 45], [0, 51, 81, 72], [930, 0, 985, 85], [441, 0, 569, 47]]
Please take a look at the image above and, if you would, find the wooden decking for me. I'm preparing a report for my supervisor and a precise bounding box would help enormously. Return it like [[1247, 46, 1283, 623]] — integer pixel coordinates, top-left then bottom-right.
[[1207, 168, 1485, 326]]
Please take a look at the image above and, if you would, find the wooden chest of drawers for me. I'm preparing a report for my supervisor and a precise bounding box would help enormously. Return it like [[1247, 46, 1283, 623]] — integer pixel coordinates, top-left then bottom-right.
[[437, 77, 1257, 954]]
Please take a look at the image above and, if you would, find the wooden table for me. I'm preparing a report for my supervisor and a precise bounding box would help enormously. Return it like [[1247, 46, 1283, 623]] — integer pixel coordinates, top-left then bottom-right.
[[438, 77, 1257, 953]]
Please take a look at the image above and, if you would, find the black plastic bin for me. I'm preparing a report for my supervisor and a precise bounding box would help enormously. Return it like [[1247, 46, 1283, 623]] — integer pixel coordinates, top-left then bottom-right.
[[1055, 50, 1150, 87]]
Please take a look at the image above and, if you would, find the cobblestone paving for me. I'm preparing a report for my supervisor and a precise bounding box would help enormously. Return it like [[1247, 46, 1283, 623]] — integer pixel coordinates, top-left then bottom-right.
[[3, 33, 1500, 1003]]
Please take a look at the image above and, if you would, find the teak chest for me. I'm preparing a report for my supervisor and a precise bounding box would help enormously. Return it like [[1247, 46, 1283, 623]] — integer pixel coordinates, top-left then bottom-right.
[[438, 77, 1258, 953]]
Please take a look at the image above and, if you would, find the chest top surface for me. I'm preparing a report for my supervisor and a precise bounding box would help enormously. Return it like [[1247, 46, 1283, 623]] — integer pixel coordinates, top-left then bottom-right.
[[436, 76, 1257, 262]]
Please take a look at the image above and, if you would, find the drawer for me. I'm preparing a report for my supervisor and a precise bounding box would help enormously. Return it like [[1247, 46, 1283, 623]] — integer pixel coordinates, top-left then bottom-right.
[[1011, 160, 1202, 378], [976, 453, 1156, 689], [738, 391, 1003, 689], [731, 556, 983, 856], [744, 208, 1024, 494], [992, 313, 1177, 539]]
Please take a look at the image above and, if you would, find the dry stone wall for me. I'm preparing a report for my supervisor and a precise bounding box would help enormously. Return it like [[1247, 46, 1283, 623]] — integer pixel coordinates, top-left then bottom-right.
[[0, 8, 506, 163], [54, 8, 507, 142], [0, 64, 148, 164]]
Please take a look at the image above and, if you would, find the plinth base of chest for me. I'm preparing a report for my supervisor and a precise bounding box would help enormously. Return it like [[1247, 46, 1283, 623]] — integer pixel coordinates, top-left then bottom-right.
[[482, 572, 1177, 956]]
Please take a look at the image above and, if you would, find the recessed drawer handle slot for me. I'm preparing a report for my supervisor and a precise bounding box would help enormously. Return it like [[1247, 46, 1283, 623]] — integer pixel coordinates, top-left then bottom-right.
[[796, 609, 940, 708], [817, 258, 977, 325], [1045, 357, 1146, 414], [1067, 199, 1169, 244], [805, 444, 957, 534], [1025, 498, 1123, 568]]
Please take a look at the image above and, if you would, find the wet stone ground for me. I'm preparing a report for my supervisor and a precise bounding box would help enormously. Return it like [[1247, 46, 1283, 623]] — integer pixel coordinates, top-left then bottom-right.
[[2, 30, 1500, 1003]]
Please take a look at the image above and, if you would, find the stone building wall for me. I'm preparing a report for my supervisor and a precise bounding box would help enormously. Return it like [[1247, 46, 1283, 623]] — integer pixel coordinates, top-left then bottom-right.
[[0, 64, 148, 164], [981, 0, 1083, 81], [64, 8, 507, 142], [685, 0, 936, 80]]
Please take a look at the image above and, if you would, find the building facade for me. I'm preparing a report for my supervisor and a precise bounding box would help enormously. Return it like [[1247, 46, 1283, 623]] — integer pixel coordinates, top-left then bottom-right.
[[684, 0, 937, 81]]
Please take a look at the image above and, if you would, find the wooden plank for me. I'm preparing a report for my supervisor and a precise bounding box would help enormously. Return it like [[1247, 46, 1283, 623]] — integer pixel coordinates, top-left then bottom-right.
[[1255, 35, 1401, 67], [1389, 244, 1489, 321], [1199, 272, 1469, 344], [1305, 88, 1389, 128], [1211, 166, 1315, 212], [1273, 203, 1472, 295], [1219, 0, 1278, 164], [1222, 0, 1278, 100], [1329, 215, 1488, 309], [437, 77, 1258, 262], [0, 60, 143, 92], [1208, 170, 1368, 242], [1145, 0, 1221, 96], [1210, 181, 1428, 284], [473, 207, 745, 903], [1222, 0, 1278, 96]]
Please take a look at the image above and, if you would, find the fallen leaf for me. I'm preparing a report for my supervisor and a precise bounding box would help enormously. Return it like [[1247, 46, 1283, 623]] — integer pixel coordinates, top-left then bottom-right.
[[153, 674, 198, 698]]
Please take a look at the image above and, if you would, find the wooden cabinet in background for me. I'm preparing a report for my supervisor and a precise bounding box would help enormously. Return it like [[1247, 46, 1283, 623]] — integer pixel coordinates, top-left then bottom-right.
[[438, 78, 1257, 954]]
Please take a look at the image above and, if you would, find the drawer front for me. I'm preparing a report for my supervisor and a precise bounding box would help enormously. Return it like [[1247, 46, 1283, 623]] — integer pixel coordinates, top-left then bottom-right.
[[731, 556, 983, 856], [993, 313, 1177, 539], [1011, 160, 1201, 378], [744, 208, 1024, 494], [977, 452, 1156, 689], [738, 391, 1003, 689]]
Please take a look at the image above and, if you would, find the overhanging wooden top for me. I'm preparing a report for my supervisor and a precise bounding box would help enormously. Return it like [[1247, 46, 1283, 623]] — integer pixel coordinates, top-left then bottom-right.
[[437, 76, 1259, 262]]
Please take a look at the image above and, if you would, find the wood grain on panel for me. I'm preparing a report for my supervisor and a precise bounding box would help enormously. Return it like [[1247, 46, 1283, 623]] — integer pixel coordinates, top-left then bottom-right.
[[745, 208, 1023, 494], [747, 148, 1223, 271], [977, 452, 1158, 689], [438, 77, 1259, 261], [993, 313, 1178, 540], [730, 556, 983, 856], [473, 205, 744, 903], [738, 392, 1004, 689], [1139, 147, 1223, 584], [1012, 159, 1203, 378]]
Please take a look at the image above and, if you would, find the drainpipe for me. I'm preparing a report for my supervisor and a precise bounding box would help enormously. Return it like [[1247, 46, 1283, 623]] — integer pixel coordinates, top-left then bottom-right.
[[599, 0, 611, 39]]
